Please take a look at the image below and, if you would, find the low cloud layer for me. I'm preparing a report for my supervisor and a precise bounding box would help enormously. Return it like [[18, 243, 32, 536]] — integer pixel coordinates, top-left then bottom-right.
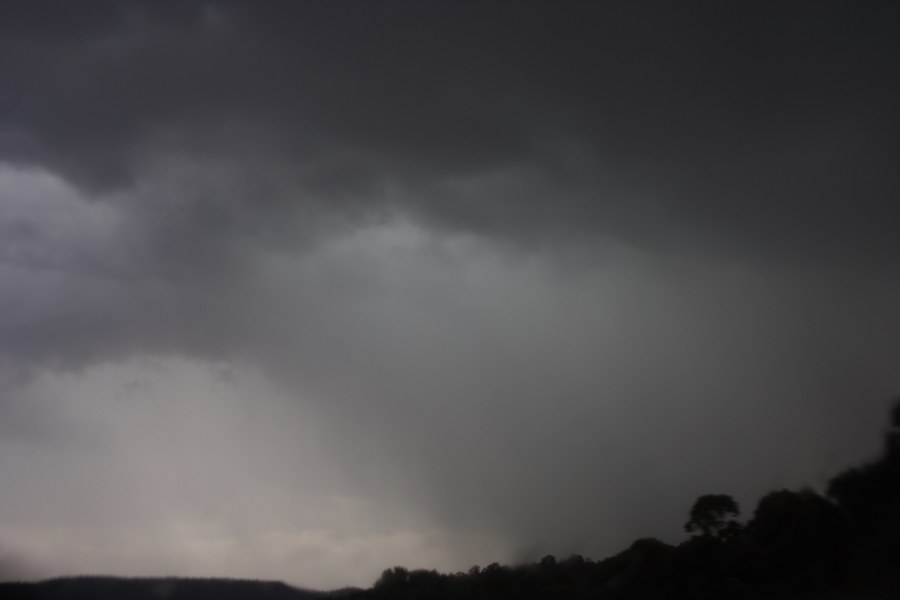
[[1, 0, 899, 589]]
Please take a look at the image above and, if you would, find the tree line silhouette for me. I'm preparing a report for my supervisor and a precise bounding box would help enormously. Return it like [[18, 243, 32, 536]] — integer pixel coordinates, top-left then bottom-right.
[[2, 397, 899, 599], [363, 397, 900, 600]]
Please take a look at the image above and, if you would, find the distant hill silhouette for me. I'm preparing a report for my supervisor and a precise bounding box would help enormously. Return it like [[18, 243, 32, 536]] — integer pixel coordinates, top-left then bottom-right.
[[4, 397, 900, 599], [0, 576, 357, 600]]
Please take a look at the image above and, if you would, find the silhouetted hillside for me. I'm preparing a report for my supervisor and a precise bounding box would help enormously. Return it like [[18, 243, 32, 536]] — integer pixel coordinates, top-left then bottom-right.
[[355, 397, 900, 600], [0, 576, 354, 600], [4, 398, 900, 599]]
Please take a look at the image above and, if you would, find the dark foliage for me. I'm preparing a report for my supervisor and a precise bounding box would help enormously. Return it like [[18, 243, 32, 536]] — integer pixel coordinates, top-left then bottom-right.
[[360, 396, 900, 600], [4, 397, 900, 599], [685, 494, 741, 539]]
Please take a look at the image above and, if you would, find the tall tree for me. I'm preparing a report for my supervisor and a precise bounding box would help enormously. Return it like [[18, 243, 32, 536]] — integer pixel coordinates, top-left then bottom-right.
[[685, 494, 741, 539]]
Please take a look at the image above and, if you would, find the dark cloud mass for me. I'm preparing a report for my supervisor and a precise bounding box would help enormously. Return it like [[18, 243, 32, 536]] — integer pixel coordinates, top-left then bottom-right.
[[1, 0, 899, 589], [3, 1, 899, 258]]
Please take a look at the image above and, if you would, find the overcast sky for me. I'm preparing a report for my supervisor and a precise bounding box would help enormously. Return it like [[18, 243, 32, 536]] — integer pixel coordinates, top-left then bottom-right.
[[1, 0, 900, 590]]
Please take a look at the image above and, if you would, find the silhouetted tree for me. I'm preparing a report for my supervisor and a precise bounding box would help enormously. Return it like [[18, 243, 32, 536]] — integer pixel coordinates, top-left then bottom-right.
[[685, 494, 741, 539], [373, 567, 411, 598], [827, 396, 900, 578], [748, 489, 850, 588]]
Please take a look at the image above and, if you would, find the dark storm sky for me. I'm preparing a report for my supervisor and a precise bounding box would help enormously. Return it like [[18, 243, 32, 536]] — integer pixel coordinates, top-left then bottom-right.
[[1, 0, 899, 589]]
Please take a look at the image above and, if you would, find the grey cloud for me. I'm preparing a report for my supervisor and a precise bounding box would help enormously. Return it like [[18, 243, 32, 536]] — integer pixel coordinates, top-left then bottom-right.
[[267, 242, 900, 558], [2, 175, 900, 578], [1, 1, 898, 262], [0, 547, 40, 582]]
